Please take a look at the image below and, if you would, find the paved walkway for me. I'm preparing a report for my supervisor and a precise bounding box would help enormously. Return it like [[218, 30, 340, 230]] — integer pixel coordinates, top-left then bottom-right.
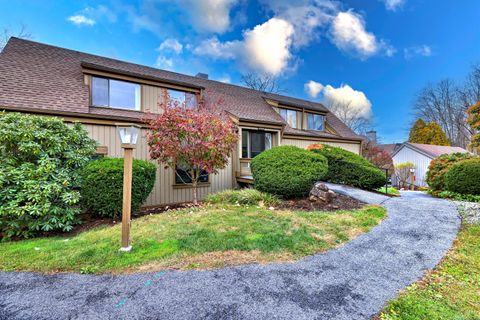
[[0, 187, 460, 320]]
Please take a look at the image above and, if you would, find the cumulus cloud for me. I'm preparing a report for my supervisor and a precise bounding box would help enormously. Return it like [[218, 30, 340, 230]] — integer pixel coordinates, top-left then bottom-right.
[[67, 15, 96, 26], [404, 45, 432, 59], [322, 83, 372, 118], [193, 18, 294, 75], [305, 80, 324, 98], [158, 38, 183, 54], [155, 56, 174, 70], [330, 10, 394, 58], [180, 0, 239, 33], [380, 0, 406, 11]]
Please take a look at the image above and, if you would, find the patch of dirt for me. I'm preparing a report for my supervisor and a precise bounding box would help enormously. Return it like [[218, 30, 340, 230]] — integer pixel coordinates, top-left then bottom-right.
[[275, 193, 365, 211]]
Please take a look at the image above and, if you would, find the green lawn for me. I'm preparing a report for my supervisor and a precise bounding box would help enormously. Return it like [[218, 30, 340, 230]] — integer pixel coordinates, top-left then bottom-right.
[[376, 187, 400, 196], [380, 223, 480, 320], [0, 204, 385, 274]]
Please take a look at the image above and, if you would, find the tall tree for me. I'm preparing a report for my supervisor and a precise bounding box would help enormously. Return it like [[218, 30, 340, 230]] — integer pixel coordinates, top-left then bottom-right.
[[326, 99, 372, 134], [408, 120, 450, 145], [408, 119, 427, 142], [240, 72, 285, 93], [467, 100, 480, 147]]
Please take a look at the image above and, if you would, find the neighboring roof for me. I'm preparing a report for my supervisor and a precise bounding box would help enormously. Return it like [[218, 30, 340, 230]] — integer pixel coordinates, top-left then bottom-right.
[[0, 37, 361, 141], [378, 143, 402, 156], [392, 142, 469, 159]]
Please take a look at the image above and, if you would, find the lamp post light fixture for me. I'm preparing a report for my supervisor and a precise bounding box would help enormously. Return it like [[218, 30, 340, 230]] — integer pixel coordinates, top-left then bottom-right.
[[116, 123, 141, 252], [409, 167, 416, 191]]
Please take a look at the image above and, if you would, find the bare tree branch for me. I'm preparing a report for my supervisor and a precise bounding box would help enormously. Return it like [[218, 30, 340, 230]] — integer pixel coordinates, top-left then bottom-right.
[[1, 24, 32, 51], [240, 72, 285, 93], [325, 99, 372, 134]]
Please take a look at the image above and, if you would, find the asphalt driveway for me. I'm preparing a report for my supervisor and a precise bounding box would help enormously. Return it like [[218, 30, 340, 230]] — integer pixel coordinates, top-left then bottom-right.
[[0, 186, 460, 320]]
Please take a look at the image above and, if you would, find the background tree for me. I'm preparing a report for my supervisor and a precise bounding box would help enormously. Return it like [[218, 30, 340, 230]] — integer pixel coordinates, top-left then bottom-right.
[[467, 100, 480, 147], [240, 72, 285, 93], [146, 92, 238, 205], [408, 119, 450, 145], [326, 99, 372, 134], [1, 24, 32, 51], [362, 140, 394, 174], [394, 162, 415, 189]]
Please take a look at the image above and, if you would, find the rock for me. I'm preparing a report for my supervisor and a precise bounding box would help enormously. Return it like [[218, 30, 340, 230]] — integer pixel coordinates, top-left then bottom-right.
[[309, 182, 335, 204]]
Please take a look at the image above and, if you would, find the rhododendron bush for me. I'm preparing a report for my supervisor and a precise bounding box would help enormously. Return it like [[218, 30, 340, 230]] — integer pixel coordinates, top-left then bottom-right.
[[145, 91, 238, 204]]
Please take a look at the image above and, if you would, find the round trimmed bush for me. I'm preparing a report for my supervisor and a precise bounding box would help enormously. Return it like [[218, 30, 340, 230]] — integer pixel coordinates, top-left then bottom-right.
[[426, 152, 475, 193], [81, 157, 157, 217], [445, 158, 480, 195], [251, 146, 328, 198], [309, 144, 386, 190]]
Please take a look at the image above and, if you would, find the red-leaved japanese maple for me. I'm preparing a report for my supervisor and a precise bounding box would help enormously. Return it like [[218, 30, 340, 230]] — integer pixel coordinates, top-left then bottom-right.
[[145, 91, 238, 205]]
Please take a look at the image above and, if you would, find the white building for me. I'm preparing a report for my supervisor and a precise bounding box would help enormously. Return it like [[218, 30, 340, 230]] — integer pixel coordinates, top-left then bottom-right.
[[387, 142, 469, 187]]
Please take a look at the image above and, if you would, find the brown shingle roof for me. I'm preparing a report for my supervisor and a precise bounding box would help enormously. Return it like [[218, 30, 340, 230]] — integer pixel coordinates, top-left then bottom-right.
[[0, 37, 361, 141]]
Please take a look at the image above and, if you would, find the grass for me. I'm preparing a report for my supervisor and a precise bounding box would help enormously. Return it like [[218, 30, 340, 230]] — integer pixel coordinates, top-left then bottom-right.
[[0, 204, 386, 274], [379, 223, 480, 320], [376, 187, 400, 196]]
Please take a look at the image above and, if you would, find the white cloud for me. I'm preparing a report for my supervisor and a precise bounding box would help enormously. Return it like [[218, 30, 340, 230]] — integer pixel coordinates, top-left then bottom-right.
[[67, 15, 95, 26], [155, 56, 174, 70], [218, 74, 231, 83], [323, 84, 372, 118], [193, 18, 294, 75], [158, 38, 183, 54], [331, 11, 376, 58], [181, 0, 239, 33], [243, 18, 294, 75], [305, 80, 324, 98], [193, 37, 239, 59], [404, 45, 432, 59], [381, 0, 406, 11]]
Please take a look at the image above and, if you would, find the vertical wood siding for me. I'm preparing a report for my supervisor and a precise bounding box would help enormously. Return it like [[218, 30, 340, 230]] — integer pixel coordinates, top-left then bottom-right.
[[281, 138, 361, 154], [81, 123, 234, 206], [392, 146, 432, 187]]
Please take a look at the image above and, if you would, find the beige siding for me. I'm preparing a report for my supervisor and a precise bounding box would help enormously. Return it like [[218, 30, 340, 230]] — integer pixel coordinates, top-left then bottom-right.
[[281, 138, 361, 154], [392, 146, 432, 187], [142, 85, 167, 114], [81, 123, 234, 206]]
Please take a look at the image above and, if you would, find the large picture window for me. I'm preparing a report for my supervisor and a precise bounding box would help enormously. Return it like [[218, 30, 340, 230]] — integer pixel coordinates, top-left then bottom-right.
[[279, 108, 298, 128], [307, 113, 325, 131], [242, 130, 272, 158], [167, 89, 197, 109], [91, 76, 141, 110]]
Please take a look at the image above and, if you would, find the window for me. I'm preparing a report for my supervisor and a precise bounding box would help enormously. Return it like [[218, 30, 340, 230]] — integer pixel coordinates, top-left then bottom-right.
[[241, 130, 272, 158], [279, 108, 298, 128], [307, 113, 325, 131], [175, 166, 209, 184], [167, 89, 197, 109], [91, 77, 141, 110]]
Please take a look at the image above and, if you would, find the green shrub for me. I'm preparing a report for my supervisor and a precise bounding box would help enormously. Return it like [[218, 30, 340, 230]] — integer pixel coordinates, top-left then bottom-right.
[[0, 113, 97, 239], [251, 146, 328, 198], [81, 158, 157, 218], [426, 152, 475, 193], [444, 158, 480, 195], [437, 191, 480, 203], [310, 144, 386, 190], [204, 189, 280, 206]]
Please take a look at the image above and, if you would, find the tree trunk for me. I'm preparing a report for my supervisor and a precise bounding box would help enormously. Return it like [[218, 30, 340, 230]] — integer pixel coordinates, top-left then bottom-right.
[[191, 169, 198, 206]]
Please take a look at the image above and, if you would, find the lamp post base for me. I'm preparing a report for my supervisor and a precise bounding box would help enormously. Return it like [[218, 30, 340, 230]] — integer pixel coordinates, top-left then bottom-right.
[[119, 246, 132, 252]]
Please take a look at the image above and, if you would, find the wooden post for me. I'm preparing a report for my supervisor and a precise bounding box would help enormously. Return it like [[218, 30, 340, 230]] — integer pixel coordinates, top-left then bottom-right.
[[120, 147, 133, 251]]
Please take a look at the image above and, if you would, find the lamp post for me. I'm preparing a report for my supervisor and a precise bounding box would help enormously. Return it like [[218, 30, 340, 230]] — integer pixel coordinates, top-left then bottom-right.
[[409, 167, 416, 191], [116, 123, 140, 252]]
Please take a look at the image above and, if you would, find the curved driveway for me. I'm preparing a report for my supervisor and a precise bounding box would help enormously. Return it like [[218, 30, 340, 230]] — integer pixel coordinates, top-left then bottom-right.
[[0, 186, 460, 320]]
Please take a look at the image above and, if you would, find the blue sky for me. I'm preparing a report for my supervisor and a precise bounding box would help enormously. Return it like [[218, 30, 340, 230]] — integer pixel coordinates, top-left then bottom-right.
[[1, 0, 479, 143]]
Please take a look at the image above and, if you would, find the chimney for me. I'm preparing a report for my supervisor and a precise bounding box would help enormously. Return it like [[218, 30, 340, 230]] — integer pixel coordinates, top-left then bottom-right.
[[366, 130, 377, 143], [195, 72, 208, 79]]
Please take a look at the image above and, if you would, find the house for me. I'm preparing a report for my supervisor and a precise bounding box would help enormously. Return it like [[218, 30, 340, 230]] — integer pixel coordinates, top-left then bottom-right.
[[0, 38, 363, 207], [388, 142, 469, 187]]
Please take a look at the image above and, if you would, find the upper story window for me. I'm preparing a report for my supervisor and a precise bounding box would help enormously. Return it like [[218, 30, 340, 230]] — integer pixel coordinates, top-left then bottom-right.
[[279, 108, 298, 128], [91, 76, 141, 111], [167, 89, 197, 109], [307, 113, 325, 131]]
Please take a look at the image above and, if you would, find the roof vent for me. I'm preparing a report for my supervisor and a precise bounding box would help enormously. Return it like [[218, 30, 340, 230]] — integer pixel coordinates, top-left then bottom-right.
[[196, 72, 209, 79]]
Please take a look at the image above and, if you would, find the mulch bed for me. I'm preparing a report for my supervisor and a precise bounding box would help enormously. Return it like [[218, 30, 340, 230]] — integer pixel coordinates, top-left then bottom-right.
[[275, 193, 365, 212]]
